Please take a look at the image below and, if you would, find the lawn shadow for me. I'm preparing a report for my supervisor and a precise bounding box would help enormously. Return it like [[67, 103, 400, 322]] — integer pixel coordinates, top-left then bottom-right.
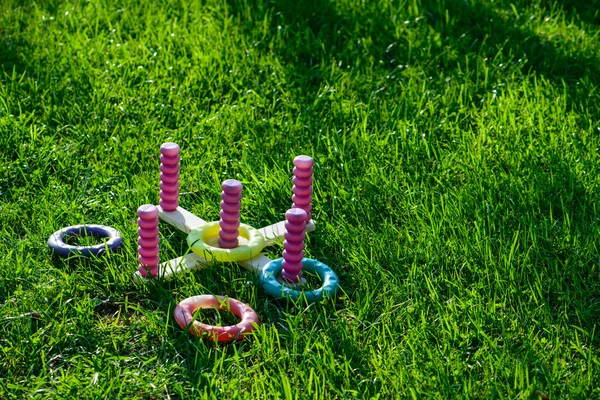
[[0, 28, 30, 76], [225, 0, 600, 331], [420, 0, 600, 109], [0, 3, 38, 81], [488, 147, 600, 331], [553, 0, 600, 26], [226, 0, 600, 122]]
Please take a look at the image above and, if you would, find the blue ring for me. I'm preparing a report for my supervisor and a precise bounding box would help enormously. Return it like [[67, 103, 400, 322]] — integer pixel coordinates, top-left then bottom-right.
[[260, 258, 339, 302], [48, 224, 123, 257]]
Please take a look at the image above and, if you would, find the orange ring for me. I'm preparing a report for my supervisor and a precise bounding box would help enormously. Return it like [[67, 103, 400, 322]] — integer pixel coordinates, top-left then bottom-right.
[[174, 295, 259, 342]]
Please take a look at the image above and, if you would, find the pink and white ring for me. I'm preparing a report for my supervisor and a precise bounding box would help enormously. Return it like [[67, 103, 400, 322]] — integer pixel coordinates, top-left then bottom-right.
[[174, 295, 259, 342]]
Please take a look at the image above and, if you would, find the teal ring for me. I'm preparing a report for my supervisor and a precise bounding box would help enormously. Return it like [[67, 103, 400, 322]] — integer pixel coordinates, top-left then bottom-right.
[[260, 258, 339, 302]]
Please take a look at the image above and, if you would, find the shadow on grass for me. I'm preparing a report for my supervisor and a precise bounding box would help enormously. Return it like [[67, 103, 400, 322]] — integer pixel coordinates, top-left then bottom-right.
[[4, 0, 599, 382], [223, 0, 600, 330], [0, 29, 30, 76], [419, 0, 600, 110], [491, 151, 600, 325], [226, 0, 599, 118], [553, 0, 600, 26]]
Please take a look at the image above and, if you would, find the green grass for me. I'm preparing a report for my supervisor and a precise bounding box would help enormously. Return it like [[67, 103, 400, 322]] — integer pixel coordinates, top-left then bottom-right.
[[1, 0, 600, 398]]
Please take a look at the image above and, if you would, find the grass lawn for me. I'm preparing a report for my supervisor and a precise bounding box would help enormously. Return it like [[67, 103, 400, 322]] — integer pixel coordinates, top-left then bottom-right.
[[1, 0, 600, 398]]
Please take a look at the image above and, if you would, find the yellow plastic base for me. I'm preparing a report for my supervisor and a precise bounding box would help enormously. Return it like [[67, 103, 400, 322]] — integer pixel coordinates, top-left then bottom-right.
[[187, 221, 265, 262]]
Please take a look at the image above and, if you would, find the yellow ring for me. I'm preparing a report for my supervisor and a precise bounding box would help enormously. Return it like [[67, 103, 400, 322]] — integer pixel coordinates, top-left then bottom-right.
[[187, 221, 265, 262]]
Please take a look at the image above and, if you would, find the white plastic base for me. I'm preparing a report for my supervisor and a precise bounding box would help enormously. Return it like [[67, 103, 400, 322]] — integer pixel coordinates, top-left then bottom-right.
[[132, 205, 316, 282], [156, 206, 207, 233]]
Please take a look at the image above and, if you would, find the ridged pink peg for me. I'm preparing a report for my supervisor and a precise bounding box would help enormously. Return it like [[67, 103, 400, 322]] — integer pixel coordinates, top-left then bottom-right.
[[292, 155, 313, 223], [281, 208, 307, 283], [159, 142, 180, 211], [137, 204, 160, 278], [218, 179, 242, 249]]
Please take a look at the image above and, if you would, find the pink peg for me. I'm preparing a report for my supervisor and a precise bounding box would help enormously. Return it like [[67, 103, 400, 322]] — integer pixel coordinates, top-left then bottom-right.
[[219, 230, 239, 241], [160, 153, 180, 165], [159, 142, 180, 211], [138, 227, 159, 238], [138, 236, 159, 248], [137, 204, 160, 278], [220, 210, 241, 222], [293, 167, 313, 178], [219, 220, 241, 231], [291, 194, 312, 206], [292, 185, 312, 197], [221, 192, 242, 203], [284, 239, 304, 251], [292, 155, 314, 223], [137, 218, 158, 230], [218, 179, 242, 249], [281, 208, 307, 283], [138, 255, 160, 267], [160, 164, 180, 175], [160, 172, 180, 184]]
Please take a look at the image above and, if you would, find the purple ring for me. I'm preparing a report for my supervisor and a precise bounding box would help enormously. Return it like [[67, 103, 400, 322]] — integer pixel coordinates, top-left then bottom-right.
[[48, 224, 123, 257]]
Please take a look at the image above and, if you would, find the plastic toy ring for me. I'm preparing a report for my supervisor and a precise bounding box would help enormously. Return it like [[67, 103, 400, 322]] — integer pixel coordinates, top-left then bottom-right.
[[261, 258, 340, 302], [48, 225, 123, 257], [174, 295, 259, 342], [187, 221, 265, 262]]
